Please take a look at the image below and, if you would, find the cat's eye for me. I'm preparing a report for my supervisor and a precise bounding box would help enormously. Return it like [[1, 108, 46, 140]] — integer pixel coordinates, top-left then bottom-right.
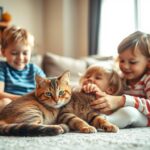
[[45, 92, 52, 97], [59, 90, 64, 96]]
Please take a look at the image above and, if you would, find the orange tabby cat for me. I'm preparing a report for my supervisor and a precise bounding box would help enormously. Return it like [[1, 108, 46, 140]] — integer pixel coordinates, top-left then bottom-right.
[[0, 71, 71, 136]]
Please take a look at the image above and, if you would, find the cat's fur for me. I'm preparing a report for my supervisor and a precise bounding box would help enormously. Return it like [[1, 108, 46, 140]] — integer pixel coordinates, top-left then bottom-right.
[[0, 71, 71, 136], [58, 90, 119, 133]]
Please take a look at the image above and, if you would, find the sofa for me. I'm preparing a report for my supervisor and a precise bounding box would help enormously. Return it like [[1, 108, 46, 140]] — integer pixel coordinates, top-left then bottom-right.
[[32, 52, 114, 86]]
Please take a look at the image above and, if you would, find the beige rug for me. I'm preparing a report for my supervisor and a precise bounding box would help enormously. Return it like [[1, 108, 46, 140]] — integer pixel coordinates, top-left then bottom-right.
[[0, 127, 150, 150]]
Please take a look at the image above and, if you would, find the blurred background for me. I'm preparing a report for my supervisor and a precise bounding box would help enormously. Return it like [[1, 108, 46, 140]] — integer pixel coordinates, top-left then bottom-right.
[[0, 0, 150, 58]]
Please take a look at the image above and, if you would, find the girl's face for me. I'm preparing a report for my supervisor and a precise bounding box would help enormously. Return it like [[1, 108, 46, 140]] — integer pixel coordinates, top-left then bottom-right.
[[2, 43, 32, 70], [119, 48, 150, 83], [81, 68, 110, 92]]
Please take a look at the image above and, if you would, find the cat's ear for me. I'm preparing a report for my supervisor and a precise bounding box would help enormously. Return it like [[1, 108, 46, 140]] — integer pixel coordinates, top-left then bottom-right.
[[35, 74, 46, 88], [59, 70, 70, 84]]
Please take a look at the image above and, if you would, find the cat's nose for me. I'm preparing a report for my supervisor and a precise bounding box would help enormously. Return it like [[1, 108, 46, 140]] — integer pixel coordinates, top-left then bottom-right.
[[53, 97, 58, 103]]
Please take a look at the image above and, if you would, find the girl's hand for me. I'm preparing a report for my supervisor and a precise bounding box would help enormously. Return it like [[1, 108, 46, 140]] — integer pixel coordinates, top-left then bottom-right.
[[90, 91, 125, 113], [82, 83, 101, 94]]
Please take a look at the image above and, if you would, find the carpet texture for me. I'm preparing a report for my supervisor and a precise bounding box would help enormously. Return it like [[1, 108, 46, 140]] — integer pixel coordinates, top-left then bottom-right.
[[0, 127, 150, 150]]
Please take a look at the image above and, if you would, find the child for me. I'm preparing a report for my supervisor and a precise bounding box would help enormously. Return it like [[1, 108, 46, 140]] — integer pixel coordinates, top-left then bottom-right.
[[80, 64, 123, 95], [0, 25, 46, 109], [83, 31, 150, 128], [80, 64, 123, 116]]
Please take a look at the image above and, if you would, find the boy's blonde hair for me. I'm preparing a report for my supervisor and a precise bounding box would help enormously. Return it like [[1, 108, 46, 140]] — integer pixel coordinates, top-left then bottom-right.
[[118, 31, 150, 58], [80, 65, 123, 96], [1, 26, 34, 53]]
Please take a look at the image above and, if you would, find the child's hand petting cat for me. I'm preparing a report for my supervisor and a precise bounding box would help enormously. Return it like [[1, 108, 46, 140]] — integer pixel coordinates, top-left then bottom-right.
[[90, 92, 125, 114], [82, 83, 101, 94], [82, 83, 125, 114]]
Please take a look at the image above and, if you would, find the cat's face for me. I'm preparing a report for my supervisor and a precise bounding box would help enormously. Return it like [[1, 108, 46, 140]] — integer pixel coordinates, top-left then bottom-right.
[[35, 71, 71, 108]]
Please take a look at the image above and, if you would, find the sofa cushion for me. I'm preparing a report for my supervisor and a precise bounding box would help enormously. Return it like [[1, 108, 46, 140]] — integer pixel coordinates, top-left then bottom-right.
[[83, 56, 114, 69], [42, 52, 87, 85], [42, 52, 115, 85]]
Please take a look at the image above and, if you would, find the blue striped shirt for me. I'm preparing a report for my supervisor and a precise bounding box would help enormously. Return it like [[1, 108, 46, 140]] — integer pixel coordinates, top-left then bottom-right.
[[0, 61, 46, 95]]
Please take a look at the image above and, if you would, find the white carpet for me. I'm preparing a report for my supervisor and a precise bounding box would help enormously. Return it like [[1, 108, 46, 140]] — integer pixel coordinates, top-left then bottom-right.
[[0, 127, 150, 150]]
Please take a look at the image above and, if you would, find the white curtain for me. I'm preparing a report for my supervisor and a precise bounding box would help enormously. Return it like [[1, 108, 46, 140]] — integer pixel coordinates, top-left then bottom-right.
[[98, 0, 150, 57]]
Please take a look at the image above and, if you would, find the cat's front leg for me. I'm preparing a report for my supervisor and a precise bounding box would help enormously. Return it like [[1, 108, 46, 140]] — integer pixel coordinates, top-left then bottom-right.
[[74, 118, 97, 133], [89, 113, 119, 132], [58, 113, 97, 133]]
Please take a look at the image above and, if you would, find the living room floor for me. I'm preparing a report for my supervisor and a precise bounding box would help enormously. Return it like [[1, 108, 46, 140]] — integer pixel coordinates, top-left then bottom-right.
[[0, 127, 150, 150]]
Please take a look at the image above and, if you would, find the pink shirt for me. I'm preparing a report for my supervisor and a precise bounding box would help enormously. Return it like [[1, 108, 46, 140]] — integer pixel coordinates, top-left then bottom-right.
[[123, 71, 150, 126]]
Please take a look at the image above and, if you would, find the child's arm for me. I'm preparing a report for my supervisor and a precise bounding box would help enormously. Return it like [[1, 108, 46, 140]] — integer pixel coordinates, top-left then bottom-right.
[[82, 83, 125, 113], [122, 94, 150, 117], [117, 76, 150, 117], [0, 82, 21, 101], [90, 92, 125, 113], [82, 80, 150, 116], [0, 91, 21, 101], [91, 90, 150, 116]]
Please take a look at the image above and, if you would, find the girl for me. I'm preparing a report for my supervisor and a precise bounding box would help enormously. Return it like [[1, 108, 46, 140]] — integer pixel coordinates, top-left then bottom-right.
[[80, 64, 123, 97], [83, 31, 150, 128]]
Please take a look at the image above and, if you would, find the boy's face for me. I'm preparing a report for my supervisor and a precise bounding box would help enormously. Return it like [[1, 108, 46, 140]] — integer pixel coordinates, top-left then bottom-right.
[[2, 43, 32, 70], [81, 67, 110, 92]]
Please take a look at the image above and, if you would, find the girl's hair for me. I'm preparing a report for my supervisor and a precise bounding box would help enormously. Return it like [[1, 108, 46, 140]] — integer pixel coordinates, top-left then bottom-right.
[[108, 69, 123, 95], [80, 65, 123, 96], [1, 25, 34, 52], [118, 31, 150, 58]]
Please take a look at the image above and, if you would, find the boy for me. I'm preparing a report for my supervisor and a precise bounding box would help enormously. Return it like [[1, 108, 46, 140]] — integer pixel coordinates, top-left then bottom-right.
[[0, 25, 45, 110]]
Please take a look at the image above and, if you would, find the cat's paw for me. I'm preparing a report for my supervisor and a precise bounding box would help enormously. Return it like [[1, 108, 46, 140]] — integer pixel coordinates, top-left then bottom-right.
[[59, 124, 70, 133], [101, 123, 119, 133], [80, 126, 97, 133], [49, 125, 65, 135]]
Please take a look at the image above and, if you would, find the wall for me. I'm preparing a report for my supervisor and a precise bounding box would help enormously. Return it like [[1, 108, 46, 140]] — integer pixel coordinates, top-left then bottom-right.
[[0, 0, 44, 54], [0, 0, 89, 58], [63, 0, 89, 57], [44, 0, 89, 58], [44, 0, 63, 55]]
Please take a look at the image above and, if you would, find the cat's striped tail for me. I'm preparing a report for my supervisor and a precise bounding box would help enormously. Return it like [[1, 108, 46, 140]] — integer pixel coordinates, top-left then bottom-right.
[[0, 123, 69, 136]]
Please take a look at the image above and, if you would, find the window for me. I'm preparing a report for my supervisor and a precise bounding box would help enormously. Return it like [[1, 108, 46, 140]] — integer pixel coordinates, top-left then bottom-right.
[[138, 0, 150, 32], [98, 0, 150, 56]]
